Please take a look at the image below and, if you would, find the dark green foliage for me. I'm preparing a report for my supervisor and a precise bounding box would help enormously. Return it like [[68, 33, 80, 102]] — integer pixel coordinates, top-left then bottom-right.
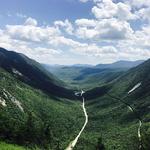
[[0, 67, 84, 149], [0, 48, 149, 150], [84, 84, 112, 100], [142, 127, 150, 150], [96, 137, 105, 150], [74, 59, 150, 150]]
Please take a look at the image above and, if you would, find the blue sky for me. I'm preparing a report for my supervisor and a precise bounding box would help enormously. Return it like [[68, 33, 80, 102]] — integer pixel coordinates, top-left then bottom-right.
[[0, 0, 92, 26], [0, 0, 150, 65]]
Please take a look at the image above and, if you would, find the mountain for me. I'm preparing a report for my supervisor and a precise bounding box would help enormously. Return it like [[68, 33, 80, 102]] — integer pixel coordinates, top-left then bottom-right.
[[0, 47, 149, 150], [43, 60, 144, 89], [0, 47, 75, 99], [73, 67, 125, 88], [85, 58, 149, 99], [95, 60, 144, 69], [42, 64, 86, 87], [72, 64, 93, 67], [0, 48, 84, 149], [78, 59, 150, 150], [76, 60, 144, 89]]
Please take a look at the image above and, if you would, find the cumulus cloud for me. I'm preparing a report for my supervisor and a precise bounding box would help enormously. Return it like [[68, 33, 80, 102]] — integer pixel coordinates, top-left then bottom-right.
[[76, 27, 99, 39], [75, 18, 133, 40], [70, 42, 144, 64], [6, 19, 60, 43], [92, 0, 136, 20], [127, 0, 150, 8], [136, 7, 150, 21], [92, 0, 117, 19], [75, 0, 136, 41], [54, 19, 74, 35], [96, 18, 133, 39], [0, 28, 63, 64], [24, 17, 38, 26], [128, 26, 150, 49], [71, 44, 118, 57], [75, 19, 96, 27], [0, 0, 150, 64], [34, 47, 61, 55], [48, 35, 87, 48]]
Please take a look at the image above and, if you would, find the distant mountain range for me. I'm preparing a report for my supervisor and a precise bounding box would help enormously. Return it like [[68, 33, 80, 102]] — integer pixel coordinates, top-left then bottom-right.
[[95, 60, 145, 69], [43, 60, 145, 89], [43, 60, 144, 70], [72, 64, 93, 67]]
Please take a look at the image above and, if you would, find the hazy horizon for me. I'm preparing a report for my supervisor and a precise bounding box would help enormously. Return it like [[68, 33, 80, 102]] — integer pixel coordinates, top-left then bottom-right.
[[42, 59, 146, 66]]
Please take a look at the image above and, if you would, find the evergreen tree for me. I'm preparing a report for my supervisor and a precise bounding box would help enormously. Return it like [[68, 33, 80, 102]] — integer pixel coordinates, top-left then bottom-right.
[[96, 137, 105, 150]]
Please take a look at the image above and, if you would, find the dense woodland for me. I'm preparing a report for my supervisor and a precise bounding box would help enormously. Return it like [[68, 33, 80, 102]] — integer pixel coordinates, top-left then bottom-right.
[[0, 48, 150, 150]]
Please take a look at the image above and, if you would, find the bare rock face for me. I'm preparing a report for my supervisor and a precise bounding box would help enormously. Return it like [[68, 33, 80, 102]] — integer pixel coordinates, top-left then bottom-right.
[[0, 97, 7, 107], [2, 89, 24, 112]]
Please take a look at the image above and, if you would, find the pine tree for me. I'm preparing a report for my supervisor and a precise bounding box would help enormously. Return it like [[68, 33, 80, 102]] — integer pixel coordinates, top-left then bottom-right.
[[96, 137, 105, 150]]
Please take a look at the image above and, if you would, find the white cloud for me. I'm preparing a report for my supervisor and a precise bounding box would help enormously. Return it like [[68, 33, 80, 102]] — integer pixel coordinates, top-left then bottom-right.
[[6, 24, 60, 42], [70, 43, 140, 63], [71, 43, 118, 57], [131, 26, 150, 48], [116, 2, 137, 20], [75, 18, 133, 40], [76, 27, 99, 39], [0, 29, 63, 64], [75, 0, 137, 41], [136, 7, 150, 21], [1, 0, 150, 65], [48, 36, 87, 48], [34, 47, 61, 55], [127, 0, 150, 8], [54, 19, 74, 35], [24, 17, 38, 26], [75, 19, 96, 27], [0, 18, 90, 63], [92, 0, 136, 20], [92, 0, 117, 19], [96, 18, 133, 39], [77, 43, 150, 62], [75, 19, 98, 39]]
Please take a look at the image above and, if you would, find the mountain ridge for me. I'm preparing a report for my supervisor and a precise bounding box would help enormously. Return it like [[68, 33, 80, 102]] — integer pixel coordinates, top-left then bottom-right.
[[43, 59, 145, 89], [0, 47, 75, 99]]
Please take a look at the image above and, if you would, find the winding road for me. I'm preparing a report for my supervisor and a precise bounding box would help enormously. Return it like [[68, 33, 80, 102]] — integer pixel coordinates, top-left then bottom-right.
[[66, 90, 88, 150], [66, 83, 143, 149], [127, 83, 143, 150]]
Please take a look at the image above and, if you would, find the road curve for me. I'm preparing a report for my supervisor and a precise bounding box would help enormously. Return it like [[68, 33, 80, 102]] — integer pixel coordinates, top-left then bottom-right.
[[138, 120, 142, 149], [127, 106, 142, 149], [66, 93, 88, 150]]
